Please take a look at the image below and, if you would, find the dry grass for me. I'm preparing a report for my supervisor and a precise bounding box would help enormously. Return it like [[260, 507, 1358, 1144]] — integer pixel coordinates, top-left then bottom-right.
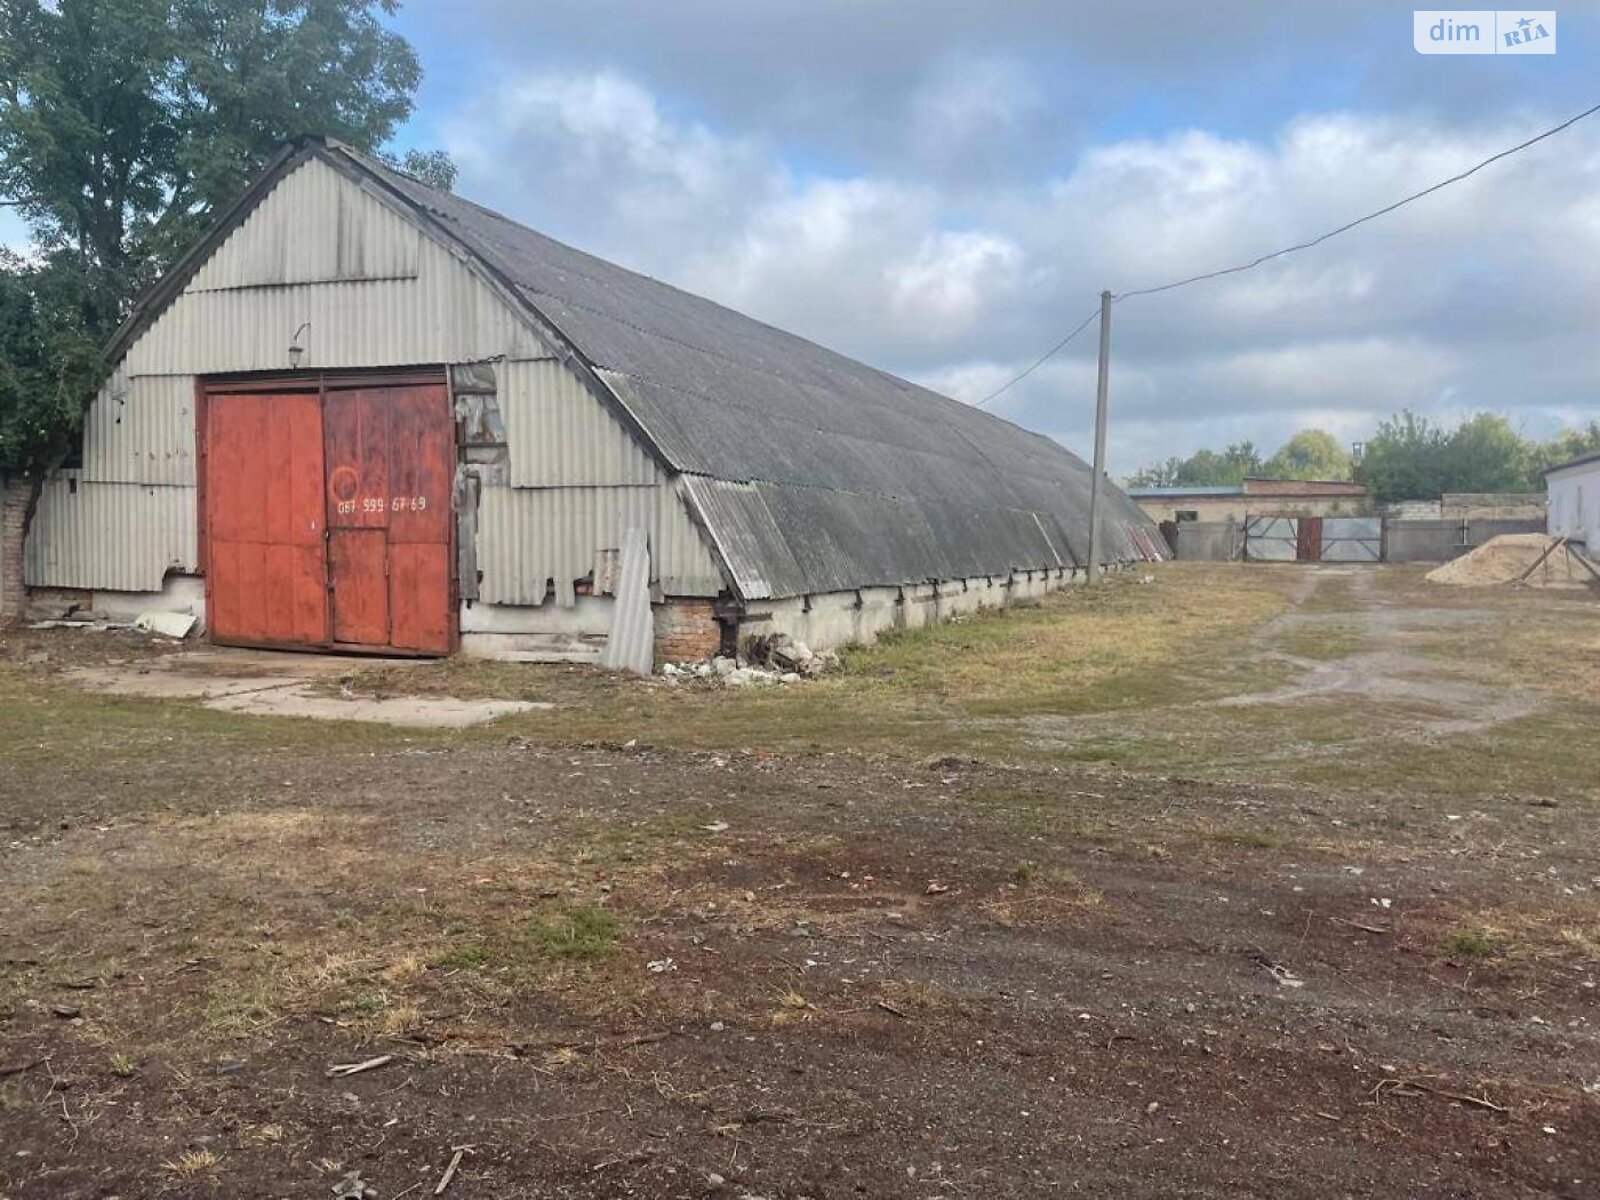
[[1439, 604, 1600, 703], [163, 1149, 221, 1177], [4, 563, 1599, 1069], [980, 864, 1105, 928], [469, 566, 1298, 760], [1425, 904, 1600, 968]]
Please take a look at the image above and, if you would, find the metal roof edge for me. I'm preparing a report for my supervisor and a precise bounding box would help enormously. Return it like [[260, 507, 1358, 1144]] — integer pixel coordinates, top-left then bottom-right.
[[1545, 449, 1600, 476], [673, 473, 756, 603]]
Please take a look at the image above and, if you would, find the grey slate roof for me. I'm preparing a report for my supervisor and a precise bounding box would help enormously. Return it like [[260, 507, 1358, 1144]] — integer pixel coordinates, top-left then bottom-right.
[[116, 138, 1164, 601]]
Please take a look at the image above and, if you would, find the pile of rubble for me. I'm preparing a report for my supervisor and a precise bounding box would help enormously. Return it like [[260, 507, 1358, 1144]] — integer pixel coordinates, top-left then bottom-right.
[[660, 633, 840, 686]]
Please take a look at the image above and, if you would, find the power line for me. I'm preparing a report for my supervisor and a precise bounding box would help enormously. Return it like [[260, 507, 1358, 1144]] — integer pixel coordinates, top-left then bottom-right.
[[974, 100, 1600, 409], [973, 304, 1099, 408], [1116, 99, 1600, 300]]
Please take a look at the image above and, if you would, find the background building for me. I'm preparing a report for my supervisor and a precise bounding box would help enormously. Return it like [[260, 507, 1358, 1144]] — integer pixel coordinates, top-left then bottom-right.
[[1126, 478, 1370, 527], [1547, 451, 1600, 548]]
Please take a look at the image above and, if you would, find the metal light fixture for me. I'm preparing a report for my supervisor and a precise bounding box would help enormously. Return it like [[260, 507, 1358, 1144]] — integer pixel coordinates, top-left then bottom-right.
[[288, 322, 311, 369]]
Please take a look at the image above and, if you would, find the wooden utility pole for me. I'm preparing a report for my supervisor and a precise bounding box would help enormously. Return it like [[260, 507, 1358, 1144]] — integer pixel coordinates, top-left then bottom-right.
[[1086, 290, 1113, 583]]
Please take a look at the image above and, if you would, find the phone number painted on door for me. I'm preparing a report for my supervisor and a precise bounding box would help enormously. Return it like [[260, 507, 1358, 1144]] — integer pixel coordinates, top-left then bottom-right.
[[335, 495, 430, 516]]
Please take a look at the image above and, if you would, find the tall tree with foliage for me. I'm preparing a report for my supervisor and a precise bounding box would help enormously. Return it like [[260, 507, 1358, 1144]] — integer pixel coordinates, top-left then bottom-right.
[[0, 0, 441, 618], [1352, 411, 1541, 501], [1126, 440, 1263, 488], [1535, 421, 1600, 473], [1263, 429, 1351, 481], [1345, 411, 1446, 501]]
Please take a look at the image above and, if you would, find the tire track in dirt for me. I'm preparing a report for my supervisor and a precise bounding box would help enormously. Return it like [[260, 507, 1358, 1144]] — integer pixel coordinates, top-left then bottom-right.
[[1012, 566, 1544, 753]]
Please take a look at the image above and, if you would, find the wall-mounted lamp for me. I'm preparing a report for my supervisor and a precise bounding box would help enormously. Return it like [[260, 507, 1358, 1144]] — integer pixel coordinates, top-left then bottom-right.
[[288, 322, 312, 369]]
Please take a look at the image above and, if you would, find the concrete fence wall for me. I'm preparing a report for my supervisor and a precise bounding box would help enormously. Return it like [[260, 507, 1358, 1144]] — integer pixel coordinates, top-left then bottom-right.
[[1383, 518, 1546, 564], [1174, 521, 1241, 562]]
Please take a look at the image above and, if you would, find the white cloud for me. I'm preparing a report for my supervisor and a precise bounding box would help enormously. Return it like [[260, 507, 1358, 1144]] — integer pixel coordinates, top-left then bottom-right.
[[437, 69, 1600, 472], [887, 230, 1024, 332]]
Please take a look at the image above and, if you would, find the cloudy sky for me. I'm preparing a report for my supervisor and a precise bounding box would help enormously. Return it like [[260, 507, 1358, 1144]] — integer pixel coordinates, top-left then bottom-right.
[[15, 2, 1597, 473]]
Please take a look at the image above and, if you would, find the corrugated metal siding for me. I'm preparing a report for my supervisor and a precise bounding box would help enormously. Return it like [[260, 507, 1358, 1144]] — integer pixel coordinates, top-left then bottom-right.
[[679, 477, 814, 601], [125, 272, 543, 376], [654, 484, 726, 596], [502, 359, 659, 487], [81, 370, 196, 485], [477, 484, 721, 606], [124, 161, 545, 376], [188, 157, 421, 291], [26, 476, 197, 591]]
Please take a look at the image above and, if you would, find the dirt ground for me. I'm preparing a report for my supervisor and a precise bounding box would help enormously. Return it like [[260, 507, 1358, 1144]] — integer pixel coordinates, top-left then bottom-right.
[[1, 564, 1597, 1199]]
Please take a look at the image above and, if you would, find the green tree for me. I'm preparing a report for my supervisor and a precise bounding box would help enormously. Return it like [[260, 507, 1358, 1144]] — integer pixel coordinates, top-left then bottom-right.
[[1, 0, 429, 322], [1353, 410, 1544, 502], [1352, 411, 1449, 502], [394, 148, 458, 192], [1262, 429, 1351, 481], [1126, 456, 1182, 488], [1126, 442, 1262, 489], [0, 0, 441, 617], [1174, 442, 1260, 487], [1535, 422, 1600, 474], [1444, 412, 1535, 494], [0, 253, 104, 475]]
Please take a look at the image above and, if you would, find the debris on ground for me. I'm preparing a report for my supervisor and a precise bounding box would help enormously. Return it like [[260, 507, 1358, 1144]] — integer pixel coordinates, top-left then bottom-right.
[[660, 633, 840, 685], [132, 611, 198, 640], [1426, 534, 1599, 589], [325, 1054, 395, 1078], [331, 1170, 378, 1199], [434, 1145, 472, 1195]]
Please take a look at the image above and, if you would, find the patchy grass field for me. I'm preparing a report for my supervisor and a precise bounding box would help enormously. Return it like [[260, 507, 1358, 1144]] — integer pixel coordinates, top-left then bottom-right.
[[1, 563, 1598, 1198]]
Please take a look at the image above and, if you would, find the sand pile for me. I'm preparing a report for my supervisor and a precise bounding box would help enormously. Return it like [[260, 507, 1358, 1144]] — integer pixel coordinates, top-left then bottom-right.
[[1427, 534, 1597, 589]]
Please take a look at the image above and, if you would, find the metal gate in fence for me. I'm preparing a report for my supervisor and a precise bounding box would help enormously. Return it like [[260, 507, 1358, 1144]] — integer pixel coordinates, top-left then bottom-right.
[[1244, 515, 1381, 563], [1319, 517, 1382, 562]]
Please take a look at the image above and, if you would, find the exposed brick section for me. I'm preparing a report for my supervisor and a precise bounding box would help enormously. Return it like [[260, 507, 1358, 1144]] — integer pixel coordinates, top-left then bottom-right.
[[654, 598, 722, 664], [1, 475, 35, 626]]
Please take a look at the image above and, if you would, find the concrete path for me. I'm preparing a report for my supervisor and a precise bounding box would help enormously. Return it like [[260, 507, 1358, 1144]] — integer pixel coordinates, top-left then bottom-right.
[[64, 648, 546, 729]]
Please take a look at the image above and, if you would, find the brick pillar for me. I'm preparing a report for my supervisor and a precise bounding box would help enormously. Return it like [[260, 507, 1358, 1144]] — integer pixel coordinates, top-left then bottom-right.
[[1, 474, 38, 626], [653, 598, 724, 664]]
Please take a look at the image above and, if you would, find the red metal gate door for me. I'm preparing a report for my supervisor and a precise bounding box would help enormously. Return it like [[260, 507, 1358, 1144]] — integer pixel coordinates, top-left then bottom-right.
[[383, 384, 454, 653], [324, 389, 391, 647], [206, 391, 329, 647], [1296, 516, 1324, 562], [323, 384, 454, 654]]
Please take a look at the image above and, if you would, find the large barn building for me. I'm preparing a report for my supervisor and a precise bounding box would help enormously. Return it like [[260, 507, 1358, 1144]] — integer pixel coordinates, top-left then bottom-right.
[[21, 137, 1161, 664]]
